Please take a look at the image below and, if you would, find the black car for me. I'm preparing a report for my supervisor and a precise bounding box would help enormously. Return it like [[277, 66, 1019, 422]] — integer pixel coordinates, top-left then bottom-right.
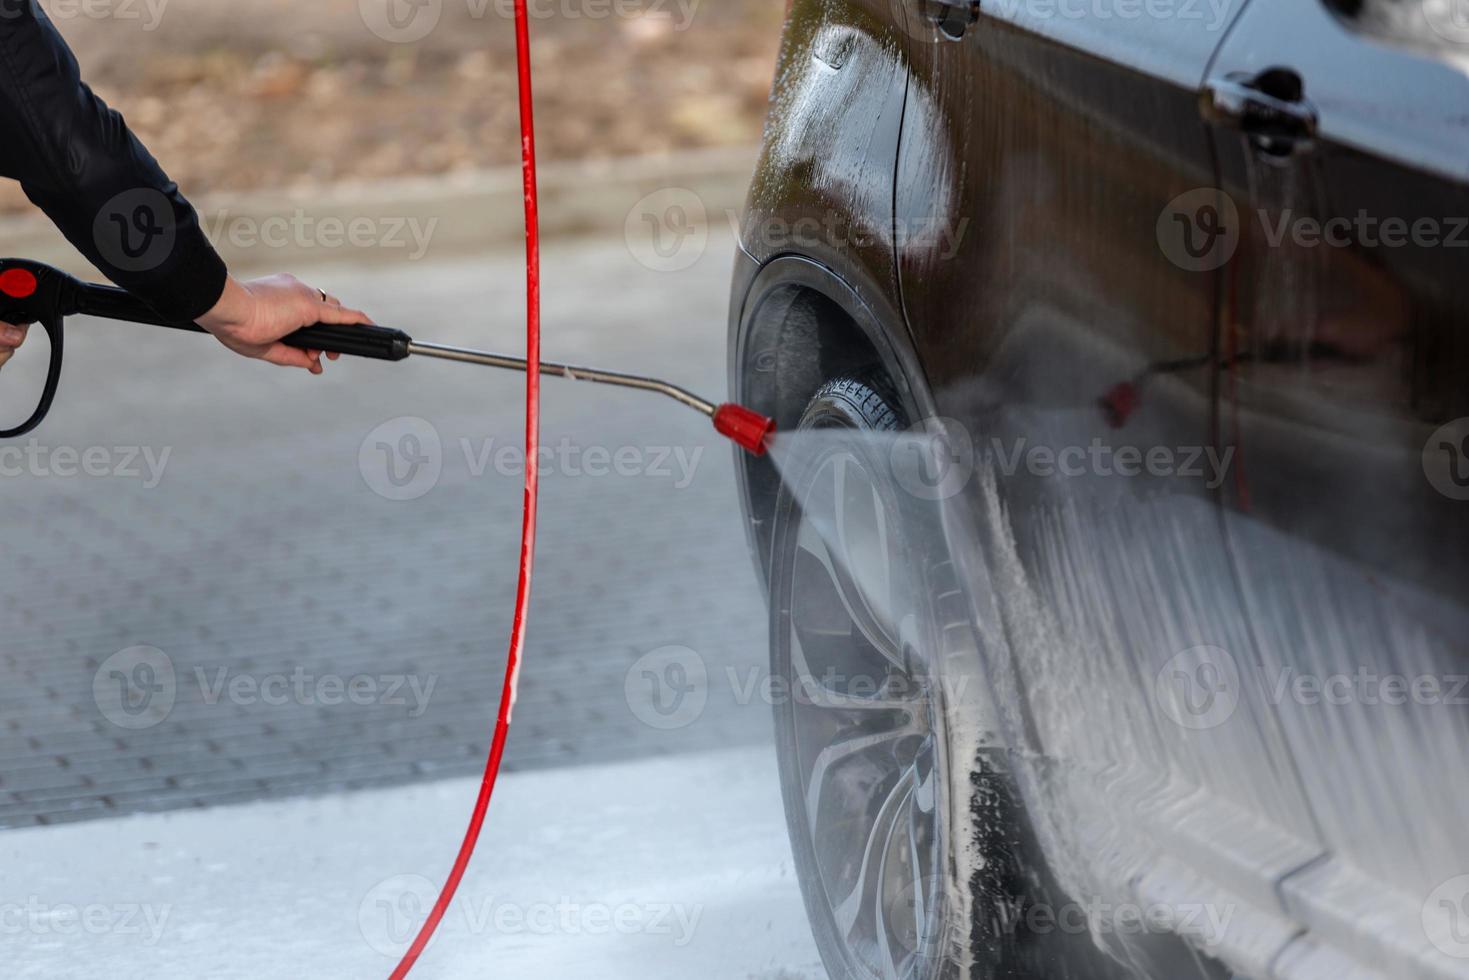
[[729, 1, 1469, 977]]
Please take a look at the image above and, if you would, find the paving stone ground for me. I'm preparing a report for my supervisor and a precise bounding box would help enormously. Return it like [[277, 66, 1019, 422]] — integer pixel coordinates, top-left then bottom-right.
[[0, 233, 774, 828]]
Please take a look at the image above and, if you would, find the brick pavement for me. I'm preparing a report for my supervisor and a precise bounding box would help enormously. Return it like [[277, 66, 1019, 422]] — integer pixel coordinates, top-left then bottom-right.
[[0, 235, 773, 827]]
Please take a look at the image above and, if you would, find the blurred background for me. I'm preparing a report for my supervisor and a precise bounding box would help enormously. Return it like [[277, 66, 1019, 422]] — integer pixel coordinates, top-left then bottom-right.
[[0, 0, 781, 212], [0, 3, 818, 976]]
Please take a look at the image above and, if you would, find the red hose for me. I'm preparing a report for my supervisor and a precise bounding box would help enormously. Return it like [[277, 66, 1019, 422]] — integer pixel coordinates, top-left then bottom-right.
[[387, 3, 541, 976]]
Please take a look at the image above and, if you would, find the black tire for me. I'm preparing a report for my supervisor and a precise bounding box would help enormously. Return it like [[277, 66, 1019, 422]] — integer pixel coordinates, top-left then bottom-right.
[[768, 376, 1106, 980]]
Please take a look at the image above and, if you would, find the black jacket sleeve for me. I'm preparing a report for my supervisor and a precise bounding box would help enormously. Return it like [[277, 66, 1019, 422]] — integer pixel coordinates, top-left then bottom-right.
[[0, 1, 227, 322]]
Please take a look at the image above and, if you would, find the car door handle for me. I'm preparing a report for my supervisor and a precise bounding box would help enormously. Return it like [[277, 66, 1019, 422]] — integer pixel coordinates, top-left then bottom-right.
[[1201, 70, 1317, 156], [917, 0, 980, 39]]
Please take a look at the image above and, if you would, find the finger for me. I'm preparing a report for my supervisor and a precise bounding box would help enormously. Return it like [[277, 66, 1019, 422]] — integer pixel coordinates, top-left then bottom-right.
[[0, 322, 28, 349], [327, 352, 341, 361], [315, 304, 374, 327], [0, 349, 12, 369], [261, 343, 322, 373]]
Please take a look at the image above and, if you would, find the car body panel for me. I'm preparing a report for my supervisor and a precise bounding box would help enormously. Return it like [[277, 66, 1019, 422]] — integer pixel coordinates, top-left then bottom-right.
[[892, 7, 1336, 977], [1206, 2, 1469, 975], [728, 0, 1469, 977]]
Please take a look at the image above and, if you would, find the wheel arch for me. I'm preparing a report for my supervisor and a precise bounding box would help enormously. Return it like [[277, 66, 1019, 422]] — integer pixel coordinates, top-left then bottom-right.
[[729, 251, 936, 584]]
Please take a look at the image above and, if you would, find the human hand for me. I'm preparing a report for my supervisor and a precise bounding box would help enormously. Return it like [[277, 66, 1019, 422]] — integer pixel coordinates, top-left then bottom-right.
[[197, 274, 373, 374], [0, 321, 28, 371]]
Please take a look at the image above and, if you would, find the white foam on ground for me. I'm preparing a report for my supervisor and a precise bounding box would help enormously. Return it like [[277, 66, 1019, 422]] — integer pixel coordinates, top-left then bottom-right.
[[1, 747, 823, 979]]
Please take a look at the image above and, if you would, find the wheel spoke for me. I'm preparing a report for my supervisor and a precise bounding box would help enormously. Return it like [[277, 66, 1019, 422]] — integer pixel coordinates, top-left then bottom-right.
[[907, 800, 927, 942], [805, 724, 924, 840], [790, 620, 925, 713], [796, 514, 906, 673], [874, 807, 908, 980], [830, 764, 915, 941]]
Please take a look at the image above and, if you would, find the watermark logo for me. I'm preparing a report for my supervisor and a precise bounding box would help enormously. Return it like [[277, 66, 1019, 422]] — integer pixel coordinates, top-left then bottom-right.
[[1258, 210, 1468, 250], [93, 646, 176, 731], [625, 645, 707, 729], [1423, 418, 1469, 501], [359, 874, 439, 957], [360, 0, 443, 42], [1268, 667, 1468, 709], [358, 875, 703, 954], [890, 417, 976, 502], [724, 209, 969, 261], [985, 0, 1234, 31], [625, 188, 708, 272], [200, 210, 439, 261], [360, 417, 443, 502], [1425, 0, 1469, 45], [0, 897, 171, 944], [29, 0, 170, 29], [1425, 875, 1469, 959], [463, 436, 703, 488], [359, 419, 707, 500], [1008, 896, 1234, 947], [93, 189, 176, 274], [1157, 188, 1239, 273], [881, 420, 1237, 501], [0, 441, 171, 487], [1154, 645, 1240, 730], [195, 667, 437, 717]]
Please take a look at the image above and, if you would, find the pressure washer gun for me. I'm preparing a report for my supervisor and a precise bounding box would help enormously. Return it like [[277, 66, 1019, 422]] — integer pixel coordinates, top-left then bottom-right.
[[0, 258, 775, 453]]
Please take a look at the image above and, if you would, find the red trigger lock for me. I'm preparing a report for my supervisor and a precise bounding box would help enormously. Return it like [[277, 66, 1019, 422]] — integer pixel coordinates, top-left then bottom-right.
[[0, 268, 37, 300]]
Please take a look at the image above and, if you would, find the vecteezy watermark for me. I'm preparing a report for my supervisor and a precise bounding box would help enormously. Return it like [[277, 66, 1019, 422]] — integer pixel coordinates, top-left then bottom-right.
[[19, 0, 170, 31], [894, 0, 1234, 42], [625, 188, 708, 273], [359, 417, 706, 501], [1154, 645, 1240, 731], [0, 441, 171, 488], [200, 210, 439, 262], [1424, 0, 1469, 46], [1267, 667, 1469, 708], [195, 666, 437, 718], [986, 0, 1235, 30], [93, 646, 177, 731], [0, 897, 171, 945], [1256, 210, 1469, 251], [94, 646, 438, 729], [1426, 875, 1469, 960], [1423, 418, 1469, 502], [1004, 895, 1235, 948], [358, 875, 703, 957], [359, 0, 701, 43], [93, 188, 177, 274], [1157, 188, 1240, 273], [623, 646, 969, 730], [724, 210, 970, 263], [725, 665, 970, 710], [360, 417, 443, 502], [885, 417, 1237, 502], [1160, 189, 1469, 272], [625, 645, 709, 730], [626, 191, 973, 272]]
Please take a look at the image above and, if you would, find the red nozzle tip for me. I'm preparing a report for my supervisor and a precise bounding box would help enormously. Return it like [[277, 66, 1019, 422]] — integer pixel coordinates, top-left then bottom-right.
[[713, 403, 776, 456]]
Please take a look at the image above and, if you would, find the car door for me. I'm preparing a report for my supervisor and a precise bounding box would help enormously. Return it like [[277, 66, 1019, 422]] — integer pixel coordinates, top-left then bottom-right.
[[891, 4, 1328, 975], [1203, 2, 1469, 975]]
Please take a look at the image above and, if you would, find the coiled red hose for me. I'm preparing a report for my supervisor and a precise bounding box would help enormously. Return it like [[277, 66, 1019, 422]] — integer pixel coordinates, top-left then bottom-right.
[[387, 3, 541, 975]]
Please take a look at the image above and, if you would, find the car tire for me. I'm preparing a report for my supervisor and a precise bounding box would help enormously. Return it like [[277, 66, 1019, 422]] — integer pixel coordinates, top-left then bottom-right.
[[768, 376, 1107, 980]]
